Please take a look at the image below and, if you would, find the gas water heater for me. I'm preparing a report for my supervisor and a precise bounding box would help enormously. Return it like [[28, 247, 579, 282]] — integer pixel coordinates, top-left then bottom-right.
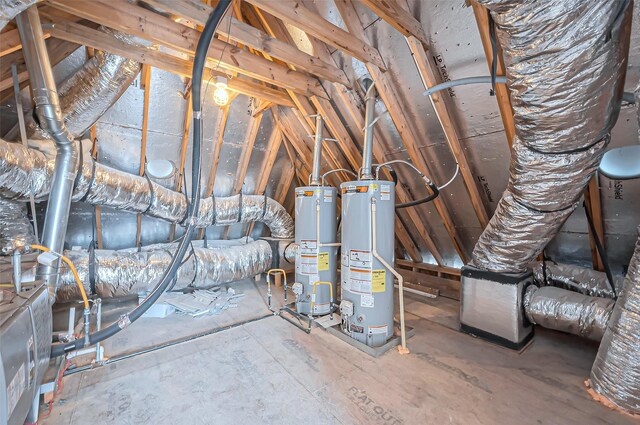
[[293, 116, 338, 315]]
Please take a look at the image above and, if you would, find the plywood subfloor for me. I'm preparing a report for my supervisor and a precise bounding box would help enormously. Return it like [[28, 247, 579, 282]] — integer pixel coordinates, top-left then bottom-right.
[[41, 279, 631, 425]]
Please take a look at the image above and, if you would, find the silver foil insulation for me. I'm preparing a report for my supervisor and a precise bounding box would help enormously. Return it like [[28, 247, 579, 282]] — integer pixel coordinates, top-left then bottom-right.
[[55, 239, 273, 302], [471, 0, 632, 272], [0, 139, 294, 238], [523, 285, 614, 341], [589, 86, 640, 414], [0, 198, 36, 253], [533, 262, 621, 299], [0, 0, 39, 31]]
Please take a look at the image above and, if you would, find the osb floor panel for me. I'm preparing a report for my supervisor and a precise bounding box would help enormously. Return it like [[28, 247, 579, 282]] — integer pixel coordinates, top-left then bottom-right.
[[41, 280, 631, 425]]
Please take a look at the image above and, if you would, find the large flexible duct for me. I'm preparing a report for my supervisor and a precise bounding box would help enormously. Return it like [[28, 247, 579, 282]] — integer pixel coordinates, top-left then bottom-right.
[[0, 198, 36, 253], [533, 262, 621, 299], [54, 239, 272, 303], [523, 285, 614, 341], [0, 0, 40, 31], [470, 0, 632, 273], [0, 138, 294, 238], [588, 85, 640, 415]]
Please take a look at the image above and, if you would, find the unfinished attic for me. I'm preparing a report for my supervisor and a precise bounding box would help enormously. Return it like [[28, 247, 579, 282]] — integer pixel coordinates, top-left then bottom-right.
[[1, 0, 640, 423]]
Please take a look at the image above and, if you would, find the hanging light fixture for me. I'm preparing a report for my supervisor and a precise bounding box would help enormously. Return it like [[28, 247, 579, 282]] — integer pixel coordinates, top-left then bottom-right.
[[213, 76, 229, 106]]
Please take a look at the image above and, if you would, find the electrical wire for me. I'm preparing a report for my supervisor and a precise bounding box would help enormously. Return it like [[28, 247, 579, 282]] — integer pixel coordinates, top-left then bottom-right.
[[30, 244, 89, 310]]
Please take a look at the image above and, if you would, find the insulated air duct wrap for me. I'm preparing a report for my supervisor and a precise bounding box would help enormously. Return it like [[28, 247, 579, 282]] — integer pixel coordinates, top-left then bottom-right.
[[523, 285, 614, 341], [55, 239, 272, 302], [0, 139, 294, 238], [0, 198, 36, 253], [533, 262, 621, 299], [0, 0, 39, 31], [470, 0, 632, 273]]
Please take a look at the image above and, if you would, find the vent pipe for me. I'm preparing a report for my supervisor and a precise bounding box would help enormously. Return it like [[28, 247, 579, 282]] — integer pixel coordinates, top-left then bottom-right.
[[361, 78, 376, 180], [310, 115, 324, 186], [16, 6, 78, 301]]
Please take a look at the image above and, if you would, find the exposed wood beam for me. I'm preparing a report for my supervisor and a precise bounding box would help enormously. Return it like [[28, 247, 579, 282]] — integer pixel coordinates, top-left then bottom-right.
[[41, 16, 294, 106], [397, 268, 460, 300], [273, 108, 313, 177], [136, 65, 152, 248], [245, 0, 386, 70], [0, 38, 79, 93], [405, 34, 490, 228], [275, 162, 295, 205], [45, 0, 325, 98], [169, 91, 194, 241], [199, 103, 232, 239], [335, 0, 469, 263], [143, 0, 350, 87], [357, 0, 429, 46], [397, 259, 461, 277], [0, 28, 51, 57], [584, 176, 605, 271], [232, 112, 263, 196], [470, 0, 515, 149], [89, 125, 103, 249]]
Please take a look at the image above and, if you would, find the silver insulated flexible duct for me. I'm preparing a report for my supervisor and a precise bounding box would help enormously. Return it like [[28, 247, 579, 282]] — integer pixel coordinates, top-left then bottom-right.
[[54, 239, 273, 302], [0, 198, 36, 253], [470, 0, 632, 273], [523, 285, 614, 341], [533, 262, 621, 299], [588, 85, 640, 415], [0, 138, 294, 238], [0, 0, 39, 31]]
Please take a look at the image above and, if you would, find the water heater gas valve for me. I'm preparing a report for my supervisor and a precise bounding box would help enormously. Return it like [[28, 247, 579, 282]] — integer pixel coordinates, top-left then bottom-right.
[[339, 300, 354, 317], [292, 282, 304, 296]]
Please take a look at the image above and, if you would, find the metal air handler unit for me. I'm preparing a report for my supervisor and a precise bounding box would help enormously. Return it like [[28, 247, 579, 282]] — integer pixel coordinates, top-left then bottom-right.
[[339, 180, 395, 347]]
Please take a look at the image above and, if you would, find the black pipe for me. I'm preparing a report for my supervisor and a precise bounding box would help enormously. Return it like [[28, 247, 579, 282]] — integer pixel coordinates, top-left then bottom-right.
[[51, 0, 232, 357], [583, 201, 617, 298]]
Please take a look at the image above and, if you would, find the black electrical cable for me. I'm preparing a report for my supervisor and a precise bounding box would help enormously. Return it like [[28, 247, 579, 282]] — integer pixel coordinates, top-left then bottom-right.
[[50, 0, 233, 357], [583, 201, 617, 298]]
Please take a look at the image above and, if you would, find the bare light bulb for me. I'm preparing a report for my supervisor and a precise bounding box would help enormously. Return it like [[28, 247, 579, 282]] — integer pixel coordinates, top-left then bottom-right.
[[213, 76, 229, 106]]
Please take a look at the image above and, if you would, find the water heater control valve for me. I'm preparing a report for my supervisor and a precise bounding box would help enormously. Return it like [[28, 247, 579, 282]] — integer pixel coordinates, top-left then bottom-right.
[[339, 300, 354, 317], [292, 282, 304, 296]]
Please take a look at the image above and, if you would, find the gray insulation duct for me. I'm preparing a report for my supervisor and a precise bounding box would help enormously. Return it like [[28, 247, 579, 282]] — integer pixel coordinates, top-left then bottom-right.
[[523, 285, 614, 341], [0, 198, 36, 253], [589, 86, 640, 415], [533, 262, 621, 299], [0, 0, 39, 31], [470, 0, 632, 272], [55, 239, 273, 303], [0, 138, 294, 238]]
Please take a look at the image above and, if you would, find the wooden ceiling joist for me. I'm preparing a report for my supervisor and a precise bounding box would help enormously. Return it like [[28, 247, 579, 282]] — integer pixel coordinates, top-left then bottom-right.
[[0, 27, 51, 57], [40, 15, 294, 106], [45, 0, 325, 98], [136, 65, 153, 248], [357, 0, 429, 46], [244, 0, 387, 70], [334, 0, 469, 263], [142, 0, 350, 87]]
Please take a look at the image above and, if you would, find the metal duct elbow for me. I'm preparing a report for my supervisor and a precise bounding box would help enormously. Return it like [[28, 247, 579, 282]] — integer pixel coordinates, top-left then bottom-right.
[[54, 239, 273, 302], [470, 0, 633, 273], [523, 285, 614, 341], [533, 262, 621, 299]]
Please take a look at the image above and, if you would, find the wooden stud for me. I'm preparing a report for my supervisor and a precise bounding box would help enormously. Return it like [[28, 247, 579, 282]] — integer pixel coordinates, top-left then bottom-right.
[[40, 15, 295, 107], [470, 0, 516, 149], [143, 0, 350, 87], [89, 125, 103, 249], [245, 0, 387, 70], [169, 91, 193, 241], [584, 176, 605, 271], [405, 34, 490, 228], [136, 66, 152, 248], [46, 0, 326, 98], [357, 0, 429, 46], [335, 0, 469, 263]]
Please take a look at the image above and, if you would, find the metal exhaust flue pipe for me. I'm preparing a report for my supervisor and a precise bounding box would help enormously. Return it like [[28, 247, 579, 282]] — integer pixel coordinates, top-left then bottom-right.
[[310, 115, 324, 186], [361, 78, 376, 180], [16, 6, 78, 302]]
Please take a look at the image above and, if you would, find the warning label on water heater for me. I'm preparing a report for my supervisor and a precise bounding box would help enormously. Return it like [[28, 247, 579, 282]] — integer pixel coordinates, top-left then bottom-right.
[[348, 250, 373, 294], [298, 240, 317, 275]]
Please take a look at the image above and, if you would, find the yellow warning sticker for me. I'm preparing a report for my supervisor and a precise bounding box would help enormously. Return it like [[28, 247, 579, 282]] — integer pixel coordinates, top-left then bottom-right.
[[318, 252, 329, 271], [372, 270, 386, 292]]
